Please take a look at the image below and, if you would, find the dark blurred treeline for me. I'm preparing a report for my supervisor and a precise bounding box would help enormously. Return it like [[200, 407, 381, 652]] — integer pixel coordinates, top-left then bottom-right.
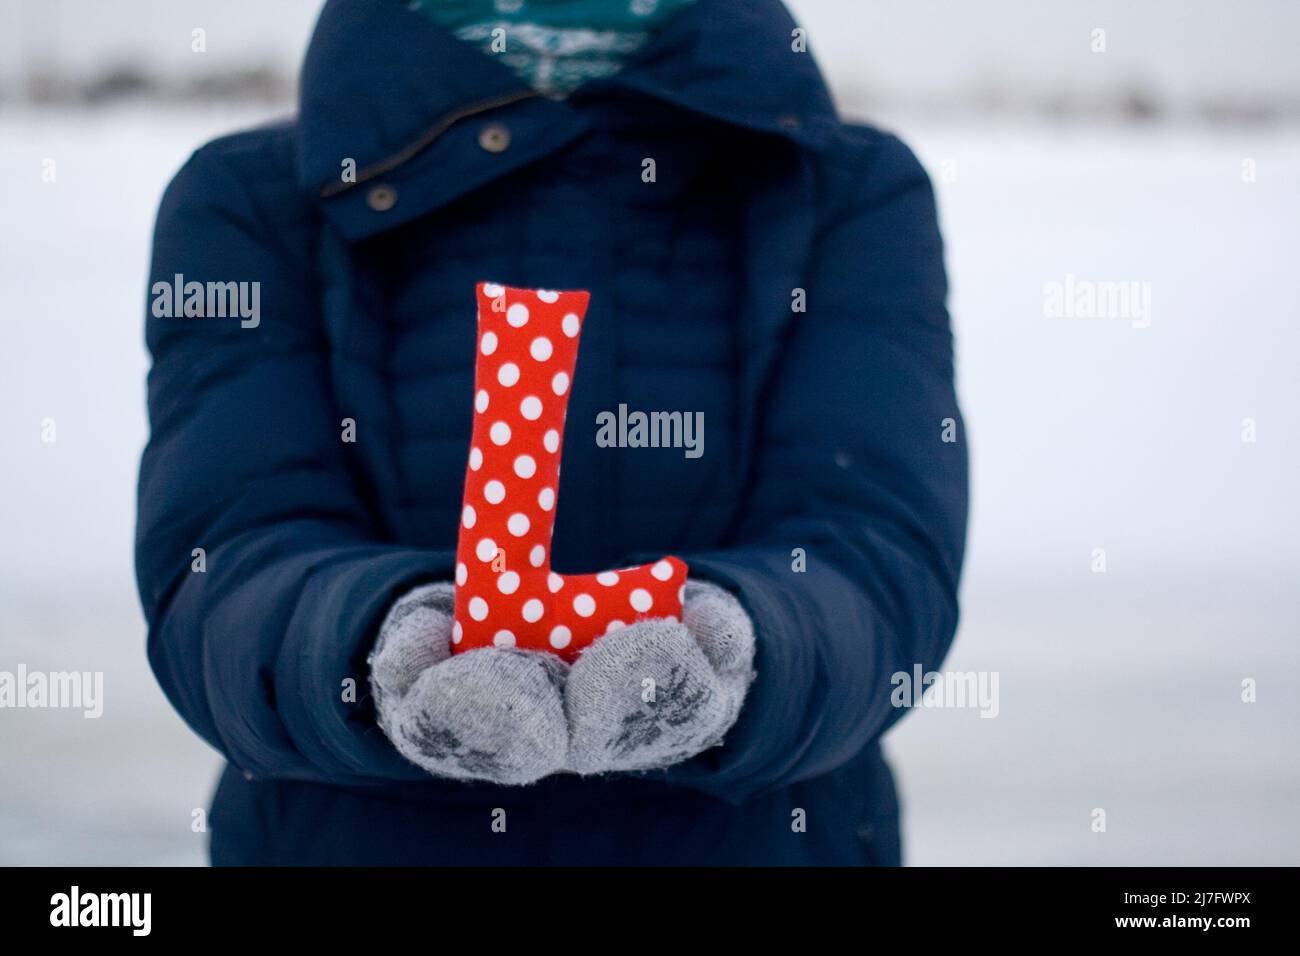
[[6, 63, 293, 106]]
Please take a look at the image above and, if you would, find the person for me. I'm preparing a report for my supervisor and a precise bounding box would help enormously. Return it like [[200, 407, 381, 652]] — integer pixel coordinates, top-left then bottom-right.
[[136, 0, 968, 866]]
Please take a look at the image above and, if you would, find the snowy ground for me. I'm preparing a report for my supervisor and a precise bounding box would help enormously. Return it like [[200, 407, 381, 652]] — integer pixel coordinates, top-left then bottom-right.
[[1, 105, 1297, 865]]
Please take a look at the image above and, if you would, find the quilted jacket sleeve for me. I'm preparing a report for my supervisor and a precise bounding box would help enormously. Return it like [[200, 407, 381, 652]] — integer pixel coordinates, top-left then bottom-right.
[[670, 132, 969, 803], [136, 144, 452, 784]]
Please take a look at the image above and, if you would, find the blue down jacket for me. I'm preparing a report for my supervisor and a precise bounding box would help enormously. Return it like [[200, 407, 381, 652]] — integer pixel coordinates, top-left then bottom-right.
[[136, 0, 967, 865]]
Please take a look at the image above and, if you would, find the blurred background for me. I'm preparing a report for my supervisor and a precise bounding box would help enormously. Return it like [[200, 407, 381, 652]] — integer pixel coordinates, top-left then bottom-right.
[[1, 0, 1296, 865]]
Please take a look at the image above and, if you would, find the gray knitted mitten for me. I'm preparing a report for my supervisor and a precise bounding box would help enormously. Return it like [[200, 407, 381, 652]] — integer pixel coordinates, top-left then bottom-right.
[[564, 580, 756, 774], [368, 583, 569, 785]]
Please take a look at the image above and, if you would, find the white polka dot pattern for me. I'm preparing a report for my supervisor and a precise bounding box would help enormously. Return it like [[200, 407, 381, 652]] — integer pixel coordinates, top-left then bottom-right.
[[452, 283, 688, 662]]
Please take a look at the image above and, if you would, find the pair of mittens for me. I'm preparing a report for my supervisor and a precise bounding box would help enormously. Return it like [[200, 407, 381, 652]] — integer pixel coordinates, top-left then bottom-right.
[[369, 580, 756, 784]]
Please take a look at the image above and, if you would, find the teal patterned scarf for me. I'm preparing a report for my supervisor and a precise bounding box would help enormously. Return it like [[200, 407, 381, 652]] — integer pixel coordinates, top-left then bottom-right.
[[409, 0, 697, 97]]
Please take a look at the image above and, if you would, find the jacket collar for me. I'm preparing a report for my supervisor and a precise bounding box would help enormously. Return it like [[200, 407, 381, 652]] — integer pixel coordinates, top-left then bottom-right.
[[599, 0, 838, 152], [297, 0, 838, 238]]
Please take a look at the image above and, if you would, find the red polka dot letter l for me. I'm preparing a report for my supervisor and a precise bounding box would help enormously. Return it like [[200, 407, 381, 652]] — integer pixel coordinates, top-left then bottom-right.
[[452, 283, 688, 662]]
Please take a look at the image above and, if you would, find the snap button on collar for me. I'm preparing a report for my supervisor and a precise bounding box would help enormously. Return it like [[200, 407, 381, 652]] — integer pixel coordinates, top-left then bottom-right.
[[478, 122, 511, 153], [366, 183, 398, 212]]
